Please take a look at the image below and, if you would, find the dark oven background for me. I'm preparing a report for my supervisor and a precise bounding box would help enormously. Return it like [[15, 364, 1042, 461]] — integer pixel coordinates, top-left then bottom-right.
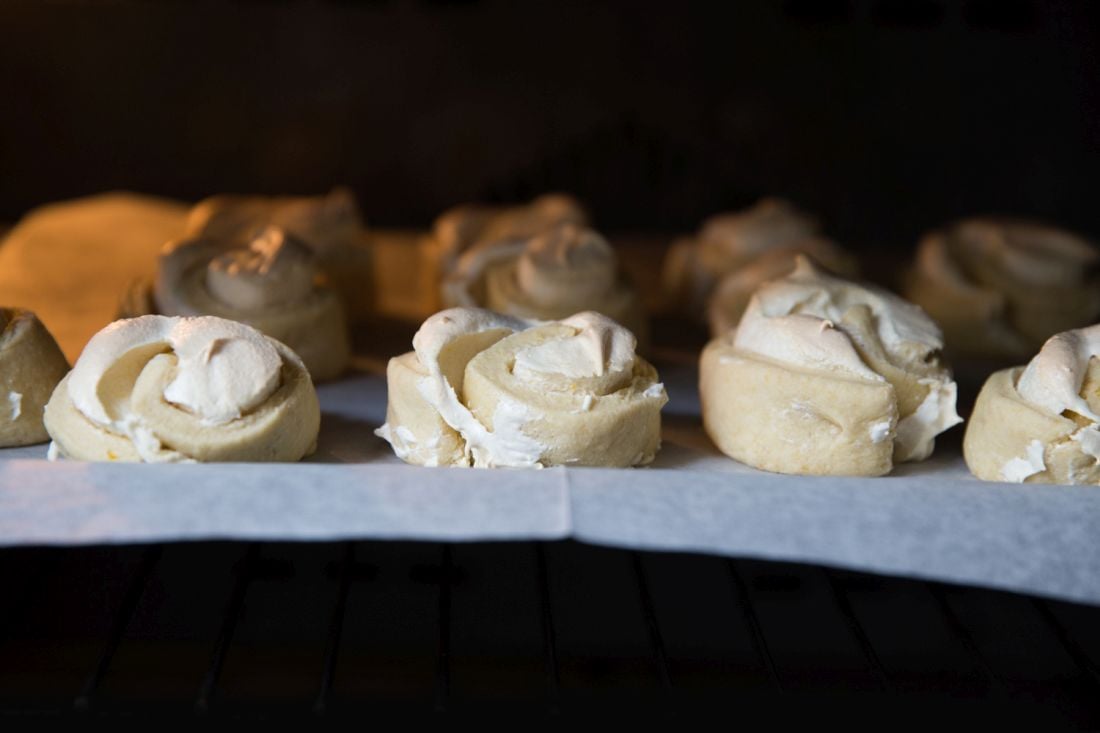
[[1, 0, 1098, 250]]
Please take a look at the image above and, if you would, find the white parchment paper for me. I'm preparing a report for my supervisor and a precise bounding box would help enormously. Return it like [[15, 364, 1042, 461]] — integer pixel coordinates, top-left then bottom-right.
[[2, 365, 1098, 606]]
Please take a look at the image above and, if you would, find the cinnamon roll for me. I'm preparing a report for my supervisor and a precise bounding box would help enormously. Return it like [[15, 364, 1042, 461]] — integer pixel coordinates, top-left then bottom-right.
[[905, 218, 1100, 360], [44, 315, 320, 462], [187, 187, 373, 320], [0, 308, 69, 447], [422, 194, 587, 312], [700, 258, 961, 476], [154, 226, 351, 382], [441, 224, 648, 346], [965, 325, 1100, 484], [663, 198, 857, 320], [376, 308, 666, 468]]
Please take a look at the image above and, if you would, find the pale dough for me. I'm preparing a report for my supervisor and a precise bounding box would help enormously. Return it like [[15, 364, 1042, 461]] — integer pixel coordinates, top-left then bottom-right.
[[0, 308, 70, 447]]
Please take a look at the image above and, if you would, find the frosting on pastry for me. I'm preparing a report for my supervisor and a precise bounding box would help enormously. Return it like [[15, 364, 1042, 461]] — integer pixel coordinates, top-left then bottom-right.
[[378, 308, 665, 468], [205, 227, 317, 311], [1016, 325, 1100, 422], [697, 198, 819, 265], [69, 315, 282, 430], [734, 257, 961, 461]]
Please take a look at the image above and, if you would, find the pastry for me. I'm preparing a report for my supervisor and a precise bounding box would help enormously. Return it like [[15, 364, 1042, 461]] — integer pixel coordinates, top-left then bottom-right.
[[905, 218, 1100, 361], [700, 258, 961, 476], [0, 308, 70, 447], [187, 187, 373, 320], [152, 226, 350, 382], [964, 325, 1100, 484], [421, 194, 587, 312], [663, 198, 856, 320], [44, 315, 320, 463], [376, 308, 667, 467], [441, 223, 648, 347]]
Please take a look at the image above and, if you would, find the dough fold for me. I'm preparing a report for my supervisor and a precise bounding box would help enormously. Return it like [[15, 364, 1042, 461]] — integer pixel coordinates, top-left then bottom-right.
[[0, 308, 70, 447], [44, 315, 320, 463], [376, 308, 666, 468], [153, 226, 350, 381], [441, 224, 648, 347], [905, 218, 1100, 360], [700, 258, 961, 476]]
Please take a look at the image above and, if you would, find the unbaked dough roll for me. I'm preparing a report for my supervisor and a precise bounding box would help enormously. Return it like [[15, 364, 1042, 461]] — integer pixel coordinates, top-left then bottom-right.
[[187, 187, 373, 320], [663, 198, 857, 320], [965, 325, 1100, 484], [421, 194, 587, 313], [700, 258, 961, 476], [154, 226, 350, 382], [44, 315, 320, 463], [0, 308, 70, 447], [441, 224, 648, 347], [905, 218, 1100, 360], [376, 308, 666, 468]]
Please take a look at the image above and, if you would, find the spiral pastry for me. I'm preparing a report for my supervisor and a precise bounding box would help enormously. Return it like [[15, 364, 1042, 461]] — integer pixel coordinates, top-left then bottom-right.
[[0, 308, 70, 447], [965, 325, 1100, 484], [441, 224, 648, 346], [421, 194, 587, 312], [154, 226, 350, 382], [44, 315, 320, 463], [906, 218, 1100, 360], [376, 308, 666, 468], [663, 198, 856, 319], [186, 187, 373, 319], [700, 258, 961, 476]]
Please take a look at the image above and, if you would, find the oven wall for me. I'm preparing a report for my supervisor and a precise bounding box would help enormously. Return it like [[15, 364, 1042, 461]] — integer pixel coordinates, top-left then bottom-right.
[[1, 0, 1097, 250]]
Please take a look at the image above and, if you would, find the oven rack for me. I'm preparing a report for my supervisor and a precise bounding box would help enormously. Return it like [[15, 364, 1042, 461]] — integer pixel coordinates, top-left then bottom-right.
[[1, 540, 1098, 722]]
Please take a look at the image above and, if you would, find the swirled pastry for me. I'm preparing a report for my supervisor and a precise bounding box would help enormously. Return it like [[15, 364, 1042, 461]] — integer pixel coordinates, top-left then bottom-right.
[[187, 188, 373, 319], [44, 315, 320, 462], [965, 325, 1100, 484], [700, 258, 961, 476], [421, 194, 587, 312], [905, 218, 1100, 360], [663, 198, 857, 319], [441, 224, 648, 346], [154, 226, 350, 381], [0, 308, 69, 447], [376, 308, 667, 467]]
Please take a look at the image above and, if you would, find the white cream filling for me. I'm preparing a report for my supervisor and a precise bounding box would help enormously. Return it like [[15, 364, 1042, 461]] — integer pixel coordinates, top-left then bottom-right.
[[894, 379, 963, 462], [7, 392, 21, 420], [735, 311, 882, 382], [1071, 425, 1100, 461], [1017, 326, 1100, 422], [868, 420, 892, 444], [1001, 439, 1046, 483], [514, 312, 634, 381]]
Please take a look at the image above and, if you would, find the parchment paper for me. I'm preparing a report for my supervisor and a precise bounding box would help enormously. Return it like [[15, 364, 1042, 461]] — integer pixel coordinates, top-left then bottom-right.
[[2, 364, 1098, 607]]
